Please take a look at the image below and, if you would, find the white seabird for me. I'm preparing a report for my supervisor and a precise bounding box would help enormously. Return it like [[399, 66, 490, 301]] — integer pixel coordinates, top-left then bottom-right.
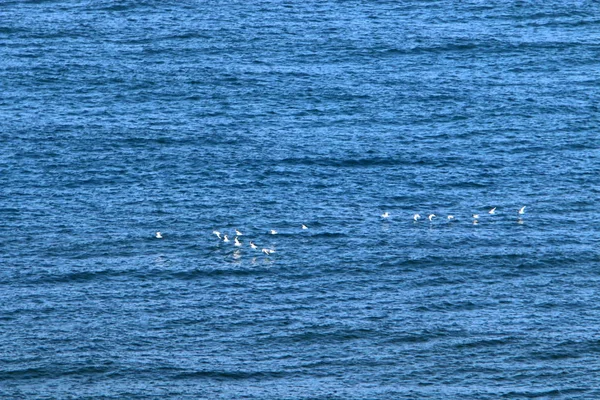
[[472, 214, 480, 219], [413, 213, 421, 221], [489, 207, 496, 215], [518, 206, 526, 215], [235, 229, 243, 236], [301, 224, 308, 230], [250, 241, 257, 249], [428, 214, 436, 221], [213, 230, 221, 239], [262, 248, 275, 255], [234, 236, 242, 246], [223, 235, 230, 243], [155, 232, 163, 239], [381, 212, 390, 219], [270, 229, 278, 235], [447, 215, 455, 220]]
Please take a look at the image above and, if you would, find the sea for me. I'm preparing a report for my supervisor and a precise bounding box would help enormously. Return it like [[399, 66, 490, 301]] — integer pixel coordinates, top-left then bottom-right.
[[1, 1, 600, 398]]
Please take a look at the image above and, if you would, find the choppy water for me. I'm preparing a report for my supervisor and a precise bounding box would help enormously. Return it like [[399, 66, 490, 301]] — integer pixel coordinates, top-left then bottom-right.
[[2, 1, 600, 398]]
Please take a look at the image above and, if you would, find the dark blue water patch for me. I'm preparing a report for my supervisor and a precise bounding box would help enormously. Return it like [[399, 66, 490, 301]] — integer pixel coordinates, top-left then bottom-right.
[[500, 388, 593, 398], [2, 0, 600, 398], [172, 369, 288, 381]]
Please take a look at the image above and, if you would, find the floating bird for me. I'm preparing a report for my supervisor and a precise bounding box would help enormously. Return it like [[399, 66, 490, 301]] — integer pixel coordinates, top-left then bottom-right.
[[223, 235, 230, 243], [262, 248, 275, 255], [381, 212, 390, 219], [301, 224, 308, 230], [234, 236, 242, 246], [213, 230, 221, 239], [413, 214, 421, 221], [472, 214, 480, 219], [270, 229, 278, 235], [518, 206, 526, 215], [235, 229, 243, 236], [155, 232, 163, 239], [250, 241, 257, 250], [473, 220, 479, 225], [489, 207, 496, 215], [428, 214, 436, 221], [517, 218, 524, 224], [447, 215, 455, 220]]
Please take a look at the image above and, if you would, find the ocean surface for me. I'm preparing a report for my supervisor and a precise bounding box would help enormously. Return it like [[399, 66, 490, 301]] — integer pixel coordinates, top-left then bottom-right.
[[1, 1, 600, 398]]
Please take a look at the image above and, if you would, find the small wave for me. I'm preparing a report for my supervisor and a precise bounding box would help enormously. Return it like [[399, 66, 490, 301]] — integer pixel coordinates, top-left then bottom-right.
[[167, 267, 269, 280], [279, 156, 436, 168], [173, 369, 286, 380], [27, 269, 128, 284], [454, 337, 515, 349], [501, 388, 589, 398], [274, 327, 377, 344], [414, 300, 484, 312], [0, 365, 111, 380]]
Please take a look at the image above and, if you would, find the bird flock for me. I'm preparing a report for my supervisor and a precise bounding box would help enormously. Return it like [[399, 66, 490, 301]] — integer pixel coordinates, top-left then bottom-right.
[[209, 228, 280, 256], [388, 206, 526, 226], [153, 225, 292, 258], [153, 206, 528, 257]]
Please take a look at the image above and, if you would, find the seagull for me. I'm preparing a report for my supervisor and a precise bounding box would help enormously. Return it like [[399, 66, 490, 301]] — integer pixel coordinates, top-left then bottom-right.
[[235, 229, 243, 236], [223, 235, 230, 243], [250, 241, 257, 249], [155, 232, 163, 239], [301, 224, 308, 230], [489, 207, 496, 215], [447, 215, 455, 220], [262, 248, 275, 255], [270, 229, 278, 235], [413, 214, 421, 221], [212, 230, 221, 239], [428, 214, 436, 221], [518, 206, 526, 215], [234, 236, 242, 246], [472, 214, 479, 219], [473, 219, 479, 225], [381, 212, 390, 219]]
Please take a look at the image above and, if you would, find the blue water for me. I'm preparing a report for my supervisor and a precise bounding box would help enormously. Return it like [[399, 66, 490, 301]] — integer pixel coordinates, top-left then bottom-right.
[[2, 1, 600, 398]]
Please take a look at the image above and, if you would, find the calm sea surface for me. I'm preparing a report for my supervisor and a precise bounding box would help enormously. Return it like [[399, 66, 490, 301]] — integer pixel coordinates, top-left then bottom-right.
[[1, 1, 600, 398]]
